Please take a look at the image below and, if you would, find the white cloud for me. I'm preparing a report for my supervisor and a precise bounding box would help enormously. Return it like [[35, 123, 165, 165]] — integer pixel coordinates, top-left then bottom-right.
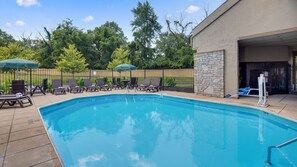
[[83, 15, 94, 22], [78, 154, 105, 167], [129, 152, 157, 167], [15, 20, 25, 26], [16, 0, 40, 7], [185, 5, 200, 14], [6, 22, 12, 27]]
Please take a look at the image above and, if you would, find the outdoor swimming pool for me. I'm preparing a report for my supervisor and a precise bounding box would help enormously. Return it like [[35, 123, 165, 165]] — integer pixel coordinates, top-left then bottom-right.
[[39, 94, 297, 167]]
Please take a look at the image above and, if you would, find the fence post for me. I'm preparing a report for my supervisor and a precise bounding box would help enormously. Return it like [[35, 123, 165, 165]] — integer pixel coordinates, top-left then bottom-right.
[[144, 69, 146, 78], [30, 68, 32, 96], [112, 69, 113, 79], [60, 71, 63, 86], [89, 69, 91, 80], [162, 68, 165, 90]]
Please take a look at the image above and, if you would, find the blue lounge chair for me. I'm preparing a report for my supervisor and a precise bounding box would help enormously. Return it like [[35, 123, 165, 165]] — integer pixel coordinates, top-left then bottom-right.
[[237, 87, 258, 97]]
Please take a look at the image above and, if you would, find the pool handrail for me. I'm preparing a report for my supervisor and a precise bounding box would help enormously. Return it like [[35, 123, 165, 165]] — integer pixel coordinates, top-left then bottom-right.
[[265, 136, 297, 166]]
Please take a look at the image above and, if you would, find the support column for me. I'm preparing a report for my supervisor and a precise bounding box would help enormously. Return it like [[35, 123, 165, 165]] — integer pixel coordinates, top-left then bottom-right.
[[194, 50, 225, 97]]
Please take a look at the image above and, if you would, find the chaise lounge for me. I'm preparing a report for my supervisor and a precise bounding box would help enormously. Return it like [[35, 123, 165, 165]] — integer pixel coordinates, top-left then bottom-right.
[[0, 94, 33, 109], [146, 78, 162, 92], [130, 77, 138, 89], [137, 78, 150, 91], [237, 87, 259, 97], [68, 79, 84, 93], [51, 80, 66, 95], [84, 79, 98, 92], [11, 80, 26, 95], [96, 78, 111, 91]]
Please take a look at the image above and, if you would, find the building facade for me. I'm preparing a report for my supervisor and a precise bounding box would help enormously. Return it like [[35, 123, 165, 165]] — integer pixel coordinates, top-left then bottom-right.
[[191, 0, 297, 97]]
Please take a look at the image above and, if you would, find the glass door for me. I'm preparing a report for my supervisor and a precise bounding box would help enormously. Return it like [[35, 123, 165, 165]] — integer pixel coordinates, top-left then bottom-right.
[[244, 62, 289, 94]]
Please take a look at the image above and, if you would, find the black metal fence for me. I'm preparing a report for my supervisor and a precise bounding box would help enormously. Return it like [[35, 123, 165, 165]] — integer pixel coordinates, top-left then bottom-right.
[[0, 68, 194, 93]]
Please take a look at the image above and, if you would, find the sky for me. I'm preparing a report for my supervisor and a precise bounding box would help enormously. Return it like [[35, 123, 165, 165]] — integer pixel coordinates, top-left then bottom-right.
[[0, 0, 225, 41]]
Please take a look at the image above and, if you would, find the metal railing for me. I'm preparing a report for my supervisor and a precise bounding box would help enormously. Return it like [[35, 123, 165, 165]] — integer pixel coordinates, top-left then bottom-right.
[[265, 137, 297, 165], [0, 68, 194, 93]]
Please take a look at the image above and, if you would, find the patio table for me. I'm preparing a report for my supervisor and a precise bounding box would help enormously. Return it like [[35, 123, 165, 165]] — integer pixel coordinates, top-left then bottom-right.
[[122, 80, 130, 88], [30, 85, 46, 96]]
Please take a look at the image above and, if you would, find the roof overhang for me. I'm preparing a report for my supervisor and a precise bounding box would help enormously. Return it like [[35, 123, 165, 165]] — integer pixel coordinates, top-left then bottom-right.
[[191, 0, 240, 39], [239, 27, 297, 47]]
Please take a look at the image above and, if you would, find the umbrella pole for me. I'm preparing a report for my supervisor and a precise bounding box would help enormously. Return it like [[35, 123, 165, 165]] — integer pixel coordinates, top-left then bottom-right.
[[14, 70, 15, 80], [112, 69, 113, 79], [30, 68, 32, 96], [130, 70, 132, 78]]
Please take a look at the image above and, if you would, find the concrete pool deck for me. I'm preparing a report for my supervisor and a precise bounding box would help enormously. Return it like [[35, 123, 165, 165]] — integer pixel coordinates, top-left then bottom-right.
[[0, 90, 296, 167]]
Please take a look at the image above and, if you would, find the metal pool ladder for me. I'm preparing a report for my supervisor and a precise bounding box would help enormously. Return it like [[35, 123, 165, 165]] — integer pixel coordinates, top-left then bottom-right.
[[265, 136, 297, 165]]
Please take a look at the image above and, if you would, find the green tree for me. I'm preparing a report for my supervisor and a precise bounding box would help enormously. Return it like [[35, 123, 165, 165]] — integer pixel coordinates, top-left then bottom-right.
[[37, 19, 126, 69], [0, 29, 15, 47], [36, 27, 55, 68], [51, 19, 93, 68], [131, 1, 162, 68], [152, 19, 195, 69], [128, 41, 137, 62], [56, 44, 88, 76], [0, 42, 36, 61], [92, 22, 126, 69], [107, 46, 130, 70], [103, 21, 127, 43]]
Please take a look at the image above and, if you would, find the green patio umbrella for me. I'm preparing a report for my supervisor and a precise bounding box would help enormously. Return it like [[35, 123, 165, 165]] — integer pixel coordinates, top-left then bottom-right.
[[114, 64, 137, 78], [114, 64, 137, 72], [0, 58, 39, 95], [0, 58, 38, 69]]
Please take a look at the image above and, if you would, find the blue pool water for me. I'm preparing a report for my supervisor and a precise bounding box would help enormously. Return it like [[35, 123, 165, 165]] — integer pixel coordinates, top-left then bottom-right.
[[39, 94, 297, 167]]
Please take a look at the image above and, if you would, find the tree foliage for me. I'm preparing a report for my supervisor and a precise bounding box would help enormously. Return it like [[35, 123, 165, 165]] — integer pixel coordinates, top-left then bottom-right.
[[36, 27, 55, 68], [92, 22, 126, 69], [151, 18, 195, 69], [52, 19, 93, 67], [56, 44, 88, 74], [0, 42, 36, 61], [131, 1, 162, 68], [0, 2, 196, 70], [0, 29, 15, 47], [103, 21, 127, 42], [107, 46, 130, 70]]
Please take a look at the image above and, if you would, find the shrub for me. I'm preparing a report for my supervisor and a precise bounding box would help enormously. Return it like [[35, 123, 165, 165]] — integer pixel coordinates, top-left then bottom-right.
[[103, 77, 111, 84], [76, 78, 84, 87], [0, 80, 11, 94], [165, 77, 176, 87], [47, 80, 52, 91]]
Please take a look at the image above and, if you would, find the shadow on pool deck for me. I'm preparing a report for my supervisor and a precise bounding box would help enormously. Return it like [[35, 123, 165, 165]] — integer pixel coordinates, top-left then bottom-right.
[[0, 90, 296, 167]]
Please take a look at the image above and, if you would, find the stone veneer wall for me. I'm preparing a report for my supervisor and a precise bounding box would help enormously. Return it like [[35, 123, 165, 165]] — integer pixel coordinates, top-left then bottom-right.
[[194, 50, 225, 97]]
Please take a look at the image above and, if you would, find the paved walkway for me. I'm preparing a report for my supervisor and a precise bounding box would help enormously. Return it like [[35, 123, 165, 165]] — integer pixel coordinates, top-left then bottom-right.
[[0, 90, 296, 167]]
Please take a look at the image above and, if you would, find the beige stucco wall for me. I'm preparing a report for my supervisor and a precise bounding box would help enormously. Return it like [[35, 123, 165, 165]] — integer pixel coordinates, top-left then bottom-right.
[[240, 46, 290, 63], [192, 0, 297, 94]]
